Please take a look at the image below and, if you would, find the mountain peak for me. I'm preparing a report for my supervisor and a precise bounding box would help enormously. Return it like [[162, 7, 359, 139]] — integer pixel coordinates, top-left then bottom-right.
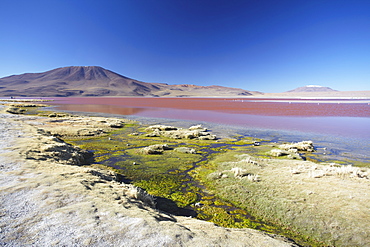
[[45, 66, 116, 81], [306, 85, 323, 88]]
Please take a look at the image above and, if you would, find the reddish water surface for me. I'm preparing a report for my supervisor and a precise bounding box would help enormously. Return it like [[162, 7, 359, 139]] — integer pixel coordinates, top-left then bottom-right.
[[47, 97, 370, 139], [49, 97, 370, 117]]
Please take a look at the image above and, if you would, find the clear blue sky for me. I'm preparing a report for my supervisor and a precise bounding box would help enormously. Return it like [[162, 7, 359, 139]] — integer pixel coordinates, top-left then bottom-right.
[[1, 0, 369, 92]]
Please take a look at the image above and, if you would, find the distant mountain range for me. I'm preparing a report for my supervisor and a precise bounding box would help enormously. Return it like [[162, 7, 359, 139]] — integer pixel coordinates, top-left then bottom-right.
[[286, 85, 337, 93], [0, 66, 260, 97], [264, 85, 370, 98]]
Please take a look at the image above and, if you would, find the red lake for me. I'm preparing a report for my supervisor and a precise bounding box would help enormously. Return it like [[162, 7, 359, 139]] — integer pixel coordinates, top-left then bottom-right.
[[45, 97, 370, 140]]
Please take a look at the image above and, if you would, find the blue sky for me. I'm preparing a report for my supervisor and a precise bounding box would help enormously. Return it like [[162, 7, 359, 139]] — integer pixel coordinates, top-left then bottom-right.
[[1, 0, 369, 93]]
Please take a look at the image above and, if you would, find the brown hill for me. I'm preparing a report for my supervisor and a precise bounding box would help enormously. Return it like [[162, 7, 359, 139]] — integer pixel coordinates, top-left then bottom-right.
[[0, 66, 259, 97]]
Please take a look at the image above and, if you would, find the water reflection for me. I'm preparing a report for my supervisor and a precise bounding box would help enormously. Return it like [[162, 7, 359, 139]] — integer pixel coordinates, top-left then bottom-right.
[[54, 103, 149, 115], [49, 97, 370, 117], [48, 97, 370, 140]]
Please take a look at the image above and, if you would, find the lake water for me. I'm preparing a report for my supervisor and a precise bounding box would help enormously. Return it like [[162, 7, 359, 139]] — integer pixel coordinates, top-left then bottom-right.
[[45, 97, 370, 163]]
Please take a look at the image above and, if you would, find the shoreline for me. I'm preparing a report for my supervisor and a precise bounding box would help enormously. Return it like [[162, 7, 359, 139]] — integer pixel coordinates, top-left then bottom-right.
[[0, 105, 369, 246], [49, 108, 370, 166], [0, 108, 297, 246]]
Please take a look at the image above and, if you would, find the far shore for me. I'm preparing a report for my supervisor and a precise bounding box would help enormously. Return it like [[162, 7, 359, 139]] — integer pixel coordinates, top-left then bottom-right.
[[1, 89, 370, 101]]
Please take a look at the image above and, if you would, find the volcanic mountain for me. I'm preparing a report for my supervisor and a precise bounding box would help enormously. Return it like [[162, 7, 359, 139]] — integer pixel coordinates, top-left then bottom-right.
[[0, 66, 259, 97]]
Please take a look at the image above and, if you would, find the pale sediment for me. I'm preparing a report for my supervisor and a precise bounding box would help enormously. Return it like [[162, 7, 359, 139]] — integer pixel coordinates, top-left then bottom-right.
[[0, 110, 295, 246]]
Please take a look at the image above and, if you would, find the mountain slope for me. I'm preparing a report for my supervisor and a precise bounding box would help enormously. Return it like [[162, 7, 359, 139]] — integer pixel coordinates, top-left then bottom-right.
[[0, 66, 258, 97], [0, 66, 164, 97]]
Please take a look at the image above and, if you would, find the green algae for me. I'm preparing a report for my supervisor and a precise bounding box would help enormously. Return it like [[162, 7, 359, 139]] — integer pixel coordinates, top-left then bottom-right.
[[133, 174, 199, 208], [170, 191, 198, 208], [222, 136, 268, 146], [195, 200, 267, 229], [197, 205, 236, 227]]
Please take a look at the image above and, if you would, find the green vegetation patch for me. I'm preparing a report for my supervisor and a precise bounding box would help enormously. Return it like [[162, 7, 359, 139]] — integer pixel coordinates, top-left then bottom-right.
[[109, 149, 201, 179], [195, 201, 266, 229], [134, 174, 199, 208], [222, 136, 268, 146]]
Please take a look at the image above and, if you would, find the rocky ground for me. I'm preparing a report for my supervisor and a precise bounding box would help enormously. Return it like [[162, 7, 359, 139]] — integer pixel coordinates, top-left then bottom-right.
[[0, 109, 296, 246]]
